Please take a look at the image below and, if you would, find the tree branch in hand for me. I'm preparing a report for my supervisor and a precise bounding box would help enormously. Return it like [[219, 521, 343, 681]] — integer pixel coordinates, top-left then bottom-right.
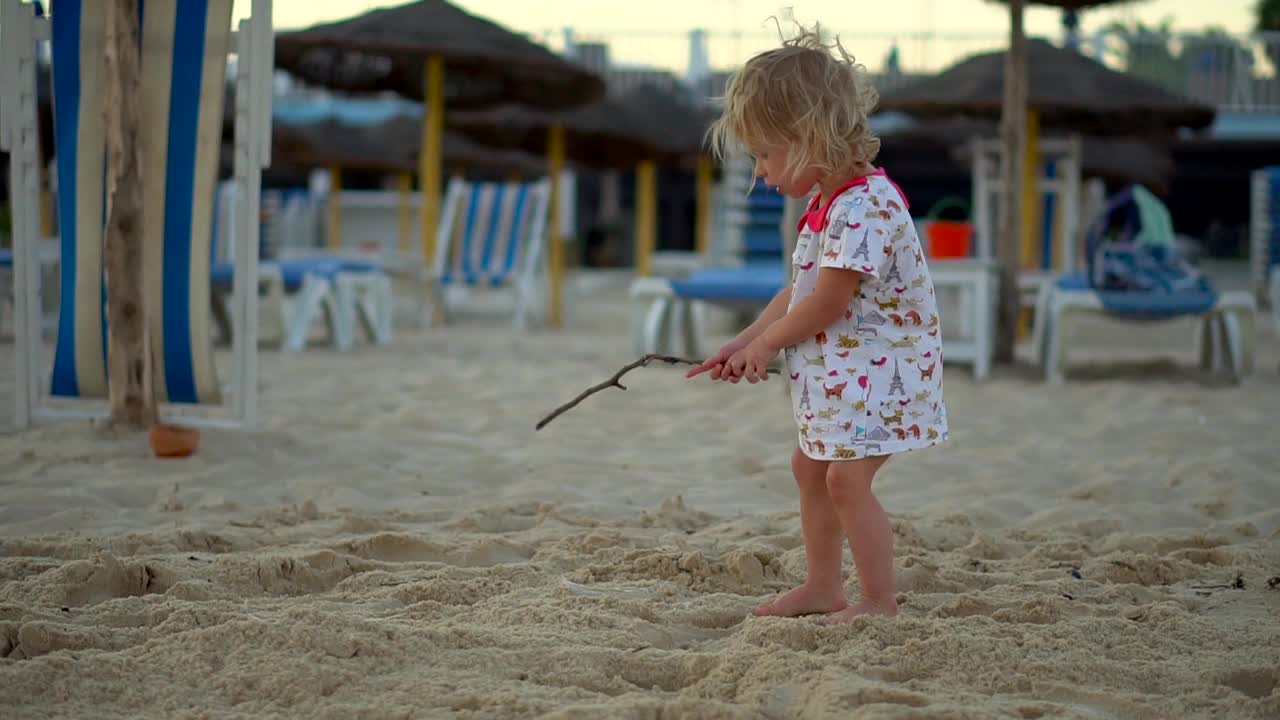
[[535, 353, 779, 431]]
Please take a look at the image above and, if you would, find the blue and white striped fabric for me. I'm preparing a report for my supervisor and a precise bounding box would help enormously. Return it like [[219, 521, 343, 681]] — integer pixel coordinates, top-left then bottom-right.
[[49, 0, 232, 404], [440, 182, 535, 287]]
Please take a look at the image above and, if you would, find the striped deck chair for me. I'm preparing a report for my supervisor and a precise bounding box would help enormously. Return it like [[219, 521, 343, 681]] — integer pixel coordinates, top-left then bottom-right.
[[3, 0, 274, 429], [428, 177, 552, 331]]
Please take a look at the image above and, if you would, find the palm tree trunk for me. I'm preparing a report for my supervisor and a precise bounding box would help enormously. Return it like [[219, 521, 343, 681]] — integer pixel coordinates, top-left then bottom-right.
[[103, 0, 156, 428]]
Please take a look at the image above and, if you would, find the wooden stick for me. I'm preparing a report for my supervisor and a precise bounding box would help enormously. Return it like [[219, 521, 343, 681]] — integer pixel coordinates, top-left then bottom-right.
[[537, 351, 783, 427], [535, 354, 778, 431], [536, 354, 695, 431]]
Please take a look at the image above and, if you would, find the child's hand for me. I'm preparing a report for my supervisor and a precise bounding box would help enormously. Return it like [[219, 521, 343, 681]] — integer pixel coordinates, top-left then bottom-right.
[[724, 338, 778, 384], [686, 337, 750, 380]]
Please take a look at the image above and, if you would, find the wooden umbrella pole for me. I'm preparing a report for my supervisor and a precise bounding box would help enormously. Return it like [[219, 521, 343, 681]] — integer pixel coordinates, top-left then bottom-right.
[[694, 155, 712, 257], [995, 0, 1027, 363], [547, 124, 566, 328], [420, 56, 445, 262], [103, 0, 156, 428]]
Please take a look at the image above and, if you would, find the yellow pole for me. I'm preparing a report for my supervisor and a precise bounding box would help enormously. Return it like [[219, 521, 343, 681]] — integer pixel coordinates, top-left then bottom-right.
[[1020, 107, 1041, 271], [39, 191, 53, 237], [397, 172, 412, 253], [694, 155, 712, 257], [419, 56, 445, 261], [1017, 108, 1040, 337], [327, 164, 342, 251], [635, 160, 657, 277], [547, 124, 566, 328]]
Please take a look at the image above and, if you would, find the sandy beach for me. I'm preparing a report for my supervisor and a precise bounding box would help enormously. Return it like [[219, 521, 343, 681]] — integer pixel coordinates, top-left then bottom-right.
[[1, 282, 1278, 719]]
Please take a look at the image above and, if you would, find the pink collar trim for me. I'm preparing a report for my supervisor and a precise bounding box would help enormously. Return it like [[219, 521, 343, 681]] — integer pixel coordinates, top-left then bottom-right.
[[796, 168, 909, 233]]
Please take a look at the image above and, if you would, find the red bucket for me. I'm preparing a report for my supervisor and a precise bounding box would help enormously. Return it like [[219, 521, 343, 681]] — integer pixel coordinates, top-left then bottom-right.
[[927, 220, 972, 259]]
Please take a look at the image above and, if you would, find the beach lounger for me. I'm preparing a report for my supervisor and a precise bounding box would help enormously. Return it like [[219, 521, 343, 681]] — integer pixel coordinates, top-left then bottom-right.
[[408, 176, 552, 331], [210, 180, 394, 352], [2, 0, 274, 428], [630, 175, 789, 357], [630, 263, 786, 358], [1031, 185, 1256, 383]]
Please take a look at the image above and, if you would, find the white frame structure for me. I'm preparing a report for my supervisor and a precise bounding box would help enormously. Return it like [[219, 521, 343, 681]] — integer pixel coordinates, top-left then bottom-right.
[[970, 135, 1085, 281], [3, 0, 274, 429]]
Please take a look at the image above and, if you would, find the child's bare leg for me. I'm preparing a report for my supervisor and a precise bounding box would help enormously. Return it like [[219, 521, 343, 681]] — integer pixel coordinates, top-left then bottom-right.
[[823, 455, 897, 621], [754, 447, 849, 617]]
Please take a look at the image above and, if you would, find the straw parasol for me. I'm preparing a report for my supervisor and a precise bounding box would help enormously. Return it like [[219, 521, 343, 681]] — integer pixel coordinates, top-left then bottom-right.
[[272, 115, 545, 178], [451, 82, 719, 273], [877, 38, 1214, 135], [882, 115, 1176, 191], [265, 113, 546, 257], [448, 95, 657, 171], [274, 1, 603, 111], [615, 83, 717, 168], [274, 0, 606, 327], [449, 81, 715, 168]]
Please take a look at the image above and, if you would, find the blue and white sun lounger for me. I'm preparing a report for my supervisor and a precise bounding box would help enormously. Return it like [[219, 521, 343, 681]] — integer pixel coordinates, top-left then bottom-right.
[[3, 0, 275, 428]]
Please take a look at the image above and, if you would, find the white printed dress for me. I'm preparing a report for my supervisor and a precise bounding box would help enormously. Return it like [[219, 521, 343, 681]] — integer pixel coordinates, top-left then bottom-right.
[[785, 168, 949, 461]]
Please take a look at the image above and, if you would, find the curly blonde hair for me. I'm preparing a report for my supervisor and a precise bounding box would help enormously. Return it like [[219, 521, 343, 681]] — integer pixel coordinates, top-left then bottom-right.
[[708, 17, 880, 182]]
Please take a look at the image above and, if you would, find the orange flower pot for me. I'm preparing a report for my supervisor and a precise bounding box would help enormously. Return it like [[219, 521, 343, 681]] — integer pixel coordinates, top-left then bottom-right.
[[149, 423, 200, 458]]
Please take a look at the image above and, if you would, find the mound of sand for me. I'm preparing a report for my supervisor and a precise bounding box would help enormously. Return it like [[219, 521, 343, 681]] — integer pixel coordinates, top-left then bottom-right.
[[1, 296, 1278, 718]]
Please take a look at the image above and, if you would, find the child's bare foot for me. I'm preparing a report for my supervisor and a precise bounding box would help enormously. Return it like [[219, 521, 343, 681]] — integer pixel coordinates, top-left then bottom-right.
[[753, 584, 848, 617], [822, 597, 897, 623]]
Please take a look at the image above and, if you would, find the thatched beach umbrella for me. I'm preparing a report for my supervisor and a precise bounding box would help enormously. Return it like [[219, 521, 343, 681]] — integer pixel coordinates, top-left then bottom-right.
[[272, 115, 546, 253], [274, 0, 605, 327], [448, 95, 658, 171], [883, 115, 1176, 191], [272, 115, 545, 181], [273, 1, 602, 110], [877, 38, 1215, 134], [451, 82, 717, 275], [616, 84, 717, 166]]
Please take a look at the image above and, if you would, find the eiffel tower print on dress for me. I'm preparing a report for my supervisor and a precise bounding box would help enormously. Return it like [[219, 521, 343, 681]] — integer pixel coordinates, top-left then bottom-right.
[[888, 358, 906, 397], [852, 229, 871, 261], [884, 251, 902, 284]]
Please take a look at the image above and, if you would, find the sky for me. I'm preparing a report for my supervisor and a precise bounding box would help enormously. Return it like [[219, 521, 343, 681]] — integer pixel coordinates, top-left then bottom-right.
[[236, 0, 1260, 75]]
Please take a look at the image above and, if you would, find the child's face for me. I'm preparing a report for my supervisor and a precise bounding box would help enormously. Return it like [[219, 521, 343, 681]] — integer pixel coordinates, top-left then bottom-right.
[[751, 142, 822, 199]]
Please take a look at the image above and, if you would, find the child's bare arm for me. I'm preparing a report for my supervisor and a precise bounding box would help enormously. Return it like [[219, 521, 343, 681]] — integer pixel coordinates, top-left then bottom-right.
[[687, 288, 791, 379], [737, 287, 793, 344], [757, 268, 862, 350], [721, 269, 862, 383]]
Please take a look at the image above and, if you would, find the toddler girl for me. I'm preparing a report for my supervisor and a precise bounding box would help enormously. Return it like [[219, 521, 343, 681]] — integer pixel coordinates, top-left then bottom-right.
[[688, 21, 949, 622]]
